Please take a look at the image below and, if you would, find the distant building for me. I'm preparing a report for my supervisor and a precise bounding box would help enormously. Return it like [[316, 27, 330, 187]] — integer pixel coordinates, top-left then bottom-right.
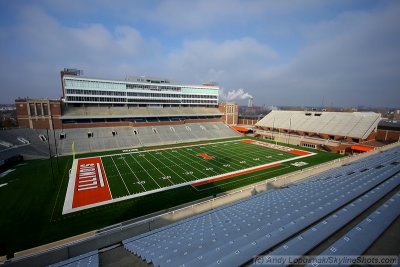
[[16, 69, 241, 129], [377, 120, 400, 142], [60, 68, 219, 108], [15, 98, 62, 129], [218, 103, 238, 125]]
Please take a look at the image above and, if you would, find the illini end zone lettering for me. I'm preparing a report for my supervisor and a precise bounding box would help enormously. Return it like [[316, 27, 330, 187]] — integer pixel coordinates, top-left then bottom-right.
[[77, 163, 105, 191], [72, 157, 112, 209]]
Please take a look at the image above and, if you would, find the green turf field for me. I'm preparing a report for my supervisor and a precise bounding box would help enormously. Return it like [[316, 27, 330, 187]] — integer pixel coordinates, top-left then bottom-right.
[[0, 137, 343, 256], [102, 139, 306, 197]]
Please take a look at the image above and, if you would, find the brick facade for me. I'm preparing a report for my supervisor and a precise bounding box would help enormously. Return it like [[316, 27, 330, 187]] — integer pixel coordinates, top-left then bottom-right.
[[15, 99, 62, 129], [376, 129, 400, 142], [218, 103, 238, 125]]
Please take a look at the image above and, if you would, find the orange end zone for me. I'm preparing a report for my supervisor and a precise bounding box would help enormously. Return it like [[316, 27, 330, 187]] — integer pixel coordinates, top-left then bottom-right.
[[242, 139, 256, 144], [192, 163, 280, 187], [72, 157, 112, 208], [289, 149, 312, 156]]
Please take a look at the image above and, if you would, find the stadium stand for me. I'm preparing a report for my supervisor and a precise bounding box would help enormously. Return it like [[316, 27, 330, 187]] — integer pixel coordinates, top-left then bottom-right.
[[254, 111, 382, 153], [257, 178, 400, 265], [305, 193, 400, 267], [255, 110, 380, 140], [0, 122, 240, 157], [62, 106, 222, 119], [4, 143, 399, 266], [74, 122, 237, 153], [121, 146, 399, 267], [47, 250, 98, 267], [0, 128, 56, 161]]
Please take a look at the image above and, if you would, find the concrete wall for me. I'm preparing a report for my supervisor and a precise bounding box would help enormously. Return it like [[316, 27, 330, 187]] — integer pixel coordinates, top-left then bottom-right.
[[62, 119, 223, 129]]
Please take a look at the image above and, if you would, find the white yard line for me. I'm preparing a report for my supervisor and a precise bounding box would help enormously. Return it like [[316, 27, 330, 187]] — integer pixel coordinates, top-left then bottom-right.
[[63, 139, 318, 214], [82, 138, 243, 160], [147, 153, 189, 184], [140, 153, 175, 186], [128, 153, 162, 188], [163, 150, 210, 177], [63, 152, 315, 214], [157, 152, 196, 182], [213, 142, 291, 162], [0, 169, 15, 177], [112, 156, 133, 194], [100, 157, 113, 198], [175, 148, 225, 175], [196, 145, 251, 169], [199, 142, 287, 169]]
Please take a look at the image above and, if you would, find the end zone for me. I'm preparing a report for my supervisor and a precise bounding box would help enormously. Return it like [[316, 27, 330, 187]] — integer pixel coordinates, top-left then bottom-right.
[[63, 157, 112, 214]]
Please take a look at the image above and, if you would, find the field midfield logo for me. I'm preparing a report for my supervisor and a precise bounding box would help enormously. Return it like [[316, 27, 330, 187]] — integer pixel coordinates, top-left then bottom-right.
[[198, 153, 214, 160], [77, 163, 105, 191]]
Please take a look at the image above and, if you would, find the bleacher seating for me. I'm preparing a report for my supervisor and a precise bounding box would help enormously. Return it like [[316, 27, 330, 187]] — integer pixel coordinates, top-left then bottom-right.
[[47, 250, 98, 267], [4, 122, 382, 158], [305, 192, 400, 267], [0, 122, 240, 157], [122, 146, 400, 267], [0, 128, 55, 160], [259, 176, 400, 265], [256, 111, 381, 140], [62, 106, 222, 118]]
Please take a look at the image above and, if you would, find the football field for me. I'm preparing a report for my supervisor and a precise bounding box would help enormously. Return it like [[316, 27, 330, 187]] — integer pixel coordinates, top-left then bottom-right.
[[63, 139, 315, 214]]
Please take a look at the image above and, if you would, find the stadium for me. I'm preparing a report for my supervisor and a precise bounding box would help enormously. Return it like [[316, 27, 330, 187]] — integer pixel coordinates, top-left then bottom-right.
[[0, 69, 399, 267]]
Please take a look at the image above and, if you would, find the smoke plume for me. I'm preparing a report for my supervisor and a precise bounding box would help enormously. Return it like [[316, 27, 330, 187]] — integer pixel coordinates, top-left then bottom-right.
[[220, 88, 253, 101]]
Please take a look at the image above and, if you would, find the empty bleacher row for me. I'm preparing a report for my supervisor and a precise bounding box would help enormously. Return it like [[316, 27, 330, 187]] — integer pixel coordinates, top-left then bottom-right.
[[255, 178, 400, 266], [256, 110, 381, 140], [305, 193, 400, 267], [0, 128, 54, 161], [62, 106, 222, 118], [59, 122, 239, 154], [120, 146, 400, 267], [0, 122, 240, 159], [47, 250, 98, 267]]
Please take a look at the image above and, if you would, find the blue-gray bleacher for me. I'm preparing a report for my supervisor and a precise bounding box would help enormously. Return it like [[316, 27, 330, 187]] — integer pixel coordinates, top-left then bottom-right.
[[0, 128, 54, 160], [1, 122, 240, 157], [57, 122, 240, 154], [306, 192, 400, 267], [122, 146, 400, 267], [256, 177, 400, 266], [256, 111, 381, 140], [135, 127, 163, 146], [47, 250, 98, 267], [156, 126, 181, 144], [173, 125, 197, 142]]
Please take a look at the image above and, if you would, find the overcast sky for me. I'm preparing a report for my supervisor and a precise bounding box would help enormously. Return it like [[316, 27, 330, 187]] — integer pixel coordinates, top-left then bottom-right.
[[0, 0, 399, 108]]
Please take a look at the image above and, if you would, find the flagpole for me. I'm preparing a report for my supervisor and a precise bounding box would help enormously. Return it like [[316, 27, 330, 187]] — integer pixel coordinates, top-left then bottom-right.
[[72, 141, 75, 162], [272, 116, 275, 144]]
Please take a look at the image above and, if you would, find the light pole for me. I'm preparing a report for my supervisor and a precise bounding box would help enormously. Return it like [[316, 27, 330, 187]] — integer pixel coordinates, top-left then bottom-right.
[[288, 117, 292, 145], [272, 116, 275, 141], [46, 128, 55, 187]]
